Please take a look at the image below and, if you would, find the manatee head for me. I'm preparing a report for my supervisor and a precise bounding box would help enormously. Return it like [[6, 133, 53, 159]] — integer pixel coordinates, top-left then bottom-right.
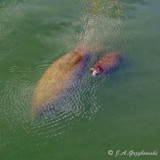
[[91, 66, 103, 76]]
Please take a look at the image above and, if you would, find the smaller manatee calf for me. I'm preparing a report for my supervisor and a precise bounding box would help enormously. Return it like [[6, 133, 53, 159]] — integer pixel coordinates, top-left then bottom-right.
[[91, 52, 122, 76]]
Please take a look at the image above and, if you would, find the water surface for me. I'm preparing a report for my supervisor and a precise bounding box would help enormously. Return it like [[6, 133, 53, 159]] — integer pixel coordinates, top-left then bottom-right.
[[0, 0, 160, 159]]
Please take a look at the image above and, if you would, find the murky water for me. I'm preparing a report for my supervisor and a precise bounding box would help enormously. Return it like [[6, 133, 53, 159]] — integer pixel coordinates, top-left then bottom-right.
[[0, 0, 160, 159]]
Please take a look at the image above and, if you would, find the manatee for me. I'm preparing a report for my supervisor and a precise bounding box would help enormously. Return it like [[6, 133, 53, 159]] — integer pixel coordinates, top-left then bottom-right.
[[31, 48, 90, 117], [91, 52, 122, 76]]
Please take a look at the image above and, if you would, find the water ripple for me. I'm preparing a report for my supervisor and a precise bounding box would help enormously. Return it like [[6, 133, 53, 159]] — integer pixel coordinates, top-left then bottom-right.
[[1, 0, 127, 141]]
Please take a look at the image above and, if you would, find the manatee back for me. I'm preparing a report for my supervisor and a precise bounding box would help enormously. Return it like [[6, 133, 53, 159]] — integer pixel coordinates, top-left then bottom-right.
[[32, 51, 83, 117]]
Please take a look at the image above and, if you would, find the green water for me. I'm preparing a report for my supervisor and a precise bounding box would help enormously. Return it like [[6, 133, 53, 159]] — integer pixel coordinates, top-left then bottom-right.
[[0, 0, 160, 159]]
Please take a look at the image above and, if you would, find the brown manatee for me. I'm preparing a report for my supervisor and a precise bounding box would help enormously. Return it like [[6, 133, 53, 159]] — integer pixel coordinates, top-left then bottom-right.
[[32, 47, 90, 117], [91, 52, 122, 76]]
